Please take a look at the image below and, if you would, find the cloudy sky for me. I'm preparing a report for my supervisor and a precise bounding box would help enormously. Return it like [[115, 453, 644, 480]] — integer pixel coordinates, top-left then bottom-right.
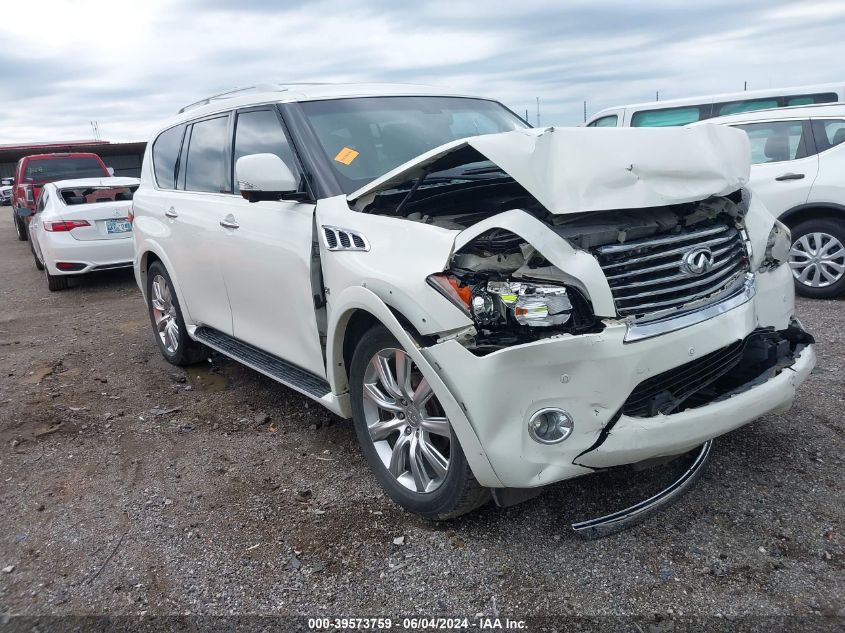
[[1, 0, 843, 144]]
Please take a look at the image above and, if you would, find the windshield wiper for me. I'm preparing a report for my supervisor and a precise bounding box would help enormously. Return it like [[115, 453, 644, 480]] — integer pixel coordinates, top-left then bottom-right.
[[459, 165, 507, 176]]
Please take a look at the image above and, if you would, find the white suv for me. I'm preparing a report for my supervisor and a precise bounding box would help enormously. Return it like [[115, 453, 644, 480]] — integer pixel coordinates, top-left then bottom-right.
[[132, 84, 814, 524], [705, 104, 845, 298]]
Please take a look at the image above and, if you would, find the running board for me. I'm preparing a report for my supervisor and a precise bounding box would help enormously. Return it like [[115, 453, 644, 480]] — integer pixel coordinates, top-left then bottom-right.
[[193, 326, 331, 399], [571, 440, 713, 539]]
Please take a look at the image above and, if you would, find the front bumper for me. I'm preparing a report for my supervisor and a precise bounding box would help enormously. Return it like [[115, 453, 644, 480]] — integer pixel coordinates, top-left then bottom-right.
[[422, 264, 815, 488], [42, 232, 135, 275]]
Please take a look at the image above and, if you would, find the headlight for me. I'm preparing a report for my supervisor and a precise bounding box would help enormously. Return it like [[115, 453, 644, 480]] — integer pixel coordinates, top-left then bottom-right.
[[761, 220, 791, 271], [428, 273, 577, 330]]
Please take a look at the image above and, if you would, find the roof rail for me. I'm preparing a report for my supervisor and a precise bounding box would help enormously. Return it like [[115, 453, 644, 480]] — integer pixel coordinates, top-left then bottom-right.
[[177, 84, 289, 114]]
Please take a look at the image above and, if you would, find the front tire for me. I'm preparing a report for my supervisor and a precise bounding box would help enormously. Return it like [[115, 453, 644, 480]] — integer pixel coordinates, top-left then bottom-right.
[[349, 326, 489, 519], [145, 260, 206, 366], [788, 218, 845, 298], [13, 209, 27, 241]]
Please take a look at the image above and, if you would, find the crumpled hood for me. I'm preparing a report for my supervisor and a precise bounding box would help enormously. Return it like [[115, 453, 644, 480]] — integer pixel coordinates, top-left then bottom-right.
[[349, 124, 751, 214]]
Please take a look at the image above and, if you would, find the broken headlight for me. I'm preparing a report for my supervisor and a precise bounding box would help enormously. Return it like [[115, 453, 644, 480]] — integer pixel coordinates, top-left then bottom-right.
[[760, 220, 791, 271], [428, 273, 579, 330]]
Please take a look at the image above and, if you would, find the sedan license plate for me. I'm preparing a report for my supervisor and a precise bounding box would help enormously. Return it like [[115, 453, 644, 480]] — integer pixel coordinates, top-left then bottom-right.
[[106, 219, 132, 234]]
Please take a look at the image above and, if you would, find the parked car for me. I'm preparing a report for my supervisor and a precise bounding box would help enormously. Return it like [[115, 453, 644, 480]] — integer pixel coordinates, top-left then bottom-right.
[[702, 104, 845, 298], [585, 82, 844, 128], [12, 152, 111, 241], [132, 84, 814, 521], [29, 177, 138, 291], [0, 178, 13, 206]]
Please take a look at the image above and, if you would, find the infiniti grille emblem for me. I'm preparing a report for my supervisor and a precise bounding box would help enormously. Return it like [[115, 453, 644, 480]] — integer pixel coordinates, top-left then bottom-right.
[[682, 247, 715, 275]]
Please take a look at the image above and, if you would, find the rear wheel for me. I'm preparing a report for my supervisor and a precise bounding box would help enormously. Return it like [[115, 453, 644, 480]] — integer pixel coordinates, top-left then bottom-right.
[[145, 260, 206, 366], [349, 326, 489, 519], [13, 209, 27, 241], [788, 218, 845, 298], [45, 268, 68, 291]]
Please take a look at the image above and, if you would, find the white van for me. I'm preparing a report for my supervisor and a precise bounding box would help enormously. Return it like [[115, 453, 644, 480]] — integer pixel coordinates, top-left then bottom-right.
[[586, 82, 844, 128]]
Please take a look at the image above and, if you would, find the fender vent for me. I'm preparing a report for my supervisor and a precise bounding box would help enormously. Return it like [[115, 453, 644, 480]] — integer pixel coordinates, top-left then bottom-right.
[[322, 226, 369, 252]]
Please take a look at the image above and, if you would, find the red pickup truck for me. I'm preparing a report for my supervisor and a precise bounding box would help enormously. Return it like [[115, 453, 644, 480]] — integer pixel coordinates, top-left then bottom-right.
[[12, 152, 111, 241]]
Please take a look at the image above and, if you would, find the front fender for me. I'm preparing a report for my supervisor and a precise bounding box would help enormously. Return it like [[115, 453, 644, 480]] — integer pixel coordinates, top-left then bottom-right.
[[326, 285, 503, 487]]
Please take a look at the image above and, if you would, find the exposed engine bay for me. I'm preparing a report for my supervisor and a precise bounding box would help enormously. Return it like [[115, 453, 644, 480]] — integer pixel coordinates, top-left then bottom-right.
[[417, 184, 751, 353]]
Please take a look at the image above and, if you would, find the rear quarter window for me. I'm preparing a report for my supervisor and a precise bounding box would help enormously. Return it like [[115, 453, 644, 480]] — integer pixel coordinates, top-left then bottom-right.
[[152, 124, 186, 189]]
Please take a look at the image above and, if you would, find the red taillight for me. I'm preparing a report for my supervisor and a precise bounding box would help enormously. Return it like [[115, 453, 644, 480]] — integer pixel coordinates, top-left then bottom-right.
[[43, 220, 90, 232], [24, 185, 34, 202]]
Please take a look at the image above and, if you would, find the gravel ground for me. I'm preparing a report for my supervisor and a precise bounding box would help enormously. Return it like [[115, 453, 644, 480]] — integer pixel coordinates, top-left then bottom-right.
[[0, 221, 842, 626]]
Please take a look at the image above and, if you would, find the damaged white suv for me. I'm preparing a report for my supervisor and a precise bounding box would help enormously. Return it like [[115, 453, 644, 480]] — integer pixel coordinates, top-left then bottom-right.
[[133, 84, 815, 525]]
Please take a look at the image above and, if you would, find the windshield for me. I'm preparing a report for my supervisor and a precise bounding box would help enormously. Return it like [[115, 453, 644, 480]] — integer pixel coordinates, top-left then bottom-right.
[[298, 96, 528, 194], [24, 157, 106, 184]]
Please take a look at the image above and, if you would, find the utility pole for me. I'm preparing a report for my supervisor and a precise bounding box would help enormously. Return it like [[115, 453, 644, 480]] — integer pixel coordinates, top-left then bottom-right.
[[536, 97, 540, 127], [744, 80, 747, 91], [525, 108, 529, 123], [656, 90, 659, 102], [583, 100, 587, 123]]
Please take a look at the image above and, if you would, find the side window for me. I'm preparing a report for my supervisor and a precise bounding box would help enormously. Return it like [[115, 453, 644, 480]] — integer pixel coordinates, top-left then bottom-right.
[[733, 121, 809, 164], [786, 92, 838, 106], [811, 119, 845, 152], [631, 106, 708, 127], [587, 115, 618, 128], [184, 116, 230, 193], [233, 109, 297, 191], [715, 99, 779, 117], [36, 191, 47, 212], [152, 124, 186, 189]]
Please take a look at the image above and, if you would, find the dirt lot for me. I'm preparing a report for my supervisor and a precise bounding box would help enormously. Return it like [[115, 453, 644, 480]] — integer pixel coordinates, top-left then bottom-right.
[[0, 221, 842, 625]]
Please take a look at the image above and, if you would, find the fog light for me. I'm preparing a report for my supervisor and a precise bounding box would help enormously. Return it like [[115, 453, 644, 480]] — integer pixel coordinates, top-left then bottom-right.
[[528, 408, 574, 444]]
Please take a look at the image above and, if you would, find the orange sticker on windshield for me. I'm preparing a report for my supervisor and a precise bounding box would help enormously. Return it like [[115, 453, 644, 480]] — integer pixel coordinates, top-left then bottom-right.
[[334, 147, 359, 165]]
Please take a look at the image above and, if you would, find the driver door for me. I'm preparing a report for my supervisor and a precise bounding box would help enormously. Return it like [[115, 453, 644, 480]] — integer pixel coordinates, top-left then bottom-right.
[[217, 107, 326, 378]]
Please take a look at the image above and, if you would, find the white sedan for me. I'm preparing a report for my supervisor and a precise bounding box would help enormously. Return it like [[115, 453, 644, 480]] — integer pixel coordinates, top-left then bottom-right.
[[28, 177, 139, 291]]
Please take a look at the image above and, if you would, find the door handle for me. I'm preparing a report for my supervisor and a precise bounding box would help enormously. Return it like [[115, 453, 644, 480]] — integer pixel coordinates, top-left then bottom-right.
[[164, 207, 178, 218], [775, 173, 805, 181], [219, 215, 240, 229]]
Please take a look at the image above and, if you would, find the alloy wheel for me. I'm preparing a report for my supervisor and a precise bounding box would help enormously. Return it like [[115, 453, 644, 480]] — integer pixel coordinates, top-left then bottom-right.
[[788, 232, 845, 288], [151, 274, 179, 354], [361, 347, 451, 493]]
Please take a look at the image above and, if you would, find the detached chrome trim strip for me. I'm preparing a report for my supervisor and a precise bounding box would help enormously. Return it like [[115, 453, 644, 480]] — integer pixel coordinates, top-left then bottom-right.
[[623, 277, 756, 343], [571, 440, 713, 539]]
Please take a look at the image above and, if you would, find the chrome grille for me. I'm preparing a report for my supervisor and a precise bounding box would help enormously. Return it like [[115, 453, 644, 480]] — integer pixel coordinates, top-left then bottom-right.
[[594, 224, 749, 319]]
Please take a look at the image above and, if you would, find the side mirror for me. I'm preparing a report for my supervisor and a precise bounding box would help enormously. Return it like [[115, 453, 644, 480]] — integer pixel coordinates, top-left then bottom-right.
[[106, 167, 115, 176], [236, 153, 307, 202]]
